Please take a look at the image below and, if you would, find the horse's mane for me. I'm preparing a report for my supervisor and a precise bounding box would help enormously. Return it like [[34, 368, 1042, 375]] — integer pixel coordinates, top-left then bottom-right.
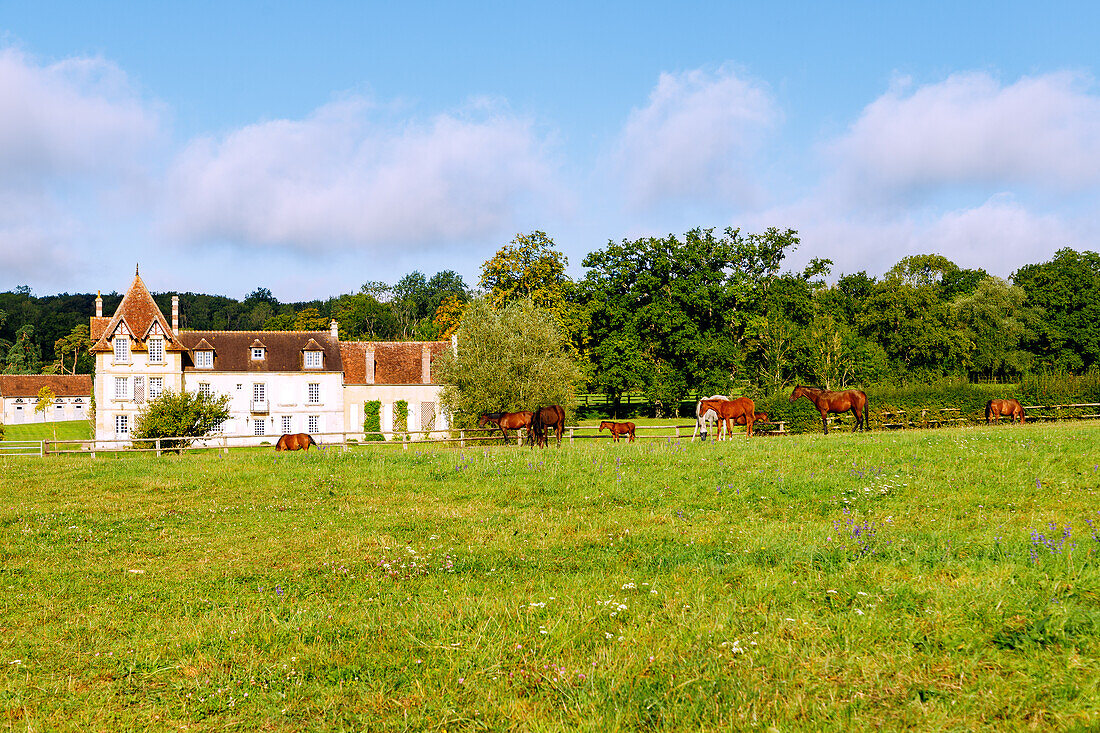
[[481, 411, 506, 420]]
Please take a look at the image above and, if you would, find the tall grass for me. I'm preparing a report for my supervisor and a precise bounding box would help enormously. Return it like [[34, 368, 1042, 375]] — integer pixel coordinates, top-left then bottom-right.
[[2, 423, 1100, 729]]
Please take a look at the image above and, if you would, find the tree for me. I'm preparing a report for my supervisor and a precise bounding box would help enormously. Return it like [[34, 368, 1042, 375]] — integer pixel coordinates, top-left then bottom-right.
[[34, 386, 57, 439], [52, 324, 92, 375], [294, 307, 328, 331], [132, 390, 231, 453], [953, 276, 1030, 378], [435, 298, 582, 429], [4, 325, 42, 374], [1013, 248, 1100, 371], [432, 296, 467, 339], [480, 231, 569, 312]]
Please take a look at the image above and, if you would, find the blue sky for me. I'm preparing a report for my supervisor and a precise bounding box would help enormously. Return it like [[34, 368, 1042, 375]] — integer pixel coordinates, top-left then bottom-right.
[[3, 1, 1099, 299]]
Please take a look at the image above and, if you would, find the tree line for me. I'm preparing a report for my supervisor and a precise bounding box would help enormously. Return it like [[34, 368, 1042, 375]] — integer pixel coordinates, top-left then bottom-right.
[[2, 229, 1098, 416]]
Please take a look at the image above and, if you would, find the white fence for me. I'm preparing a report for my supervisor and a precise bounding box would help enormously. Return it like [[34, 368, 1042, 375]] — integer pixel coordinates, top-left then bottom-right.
[[0, 440, 44, 457]]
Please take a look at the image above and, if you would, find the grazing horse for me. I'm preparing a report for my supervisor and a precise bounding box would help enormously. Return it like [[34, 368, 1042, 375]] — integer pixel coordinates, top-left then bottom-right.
[[692, 394, 732, 441], [528, 405, 566, 448], [478, 411, 532, 442], [599, 421, 636, 442], [275, 433, 323, 452], [696, 397, 757, 439], [789, 385, 869, 434], [986, 398, 1025, 425]]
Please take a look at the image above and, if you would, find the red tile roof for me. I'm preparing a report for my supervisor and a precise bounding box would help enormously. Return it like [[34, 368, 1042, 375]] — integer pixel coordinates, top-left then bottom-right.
[[0, 374, 92, 398], [90, 274, 186, 353], [340, 341, 449, 385]]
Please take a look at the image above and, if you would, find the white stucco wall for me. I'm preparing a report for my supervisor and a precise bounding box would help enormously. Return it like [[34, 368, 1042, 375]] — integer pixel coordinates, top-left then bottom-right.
[[95, 346, 185, 443], [2, 396, 90, 424], [343, 384, 449, 440]]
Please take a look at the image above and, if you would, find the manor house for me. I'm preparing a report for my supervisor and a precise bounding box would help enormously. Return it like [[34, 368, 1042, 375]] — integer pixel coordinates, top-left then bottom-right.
[[90, 272, 450, 444]]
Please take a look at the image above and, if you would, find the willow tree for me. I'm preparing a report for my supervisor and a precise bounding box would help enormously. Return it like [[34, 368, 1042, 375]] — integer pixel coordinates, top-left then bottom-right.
[[435, 298, 582, 429]]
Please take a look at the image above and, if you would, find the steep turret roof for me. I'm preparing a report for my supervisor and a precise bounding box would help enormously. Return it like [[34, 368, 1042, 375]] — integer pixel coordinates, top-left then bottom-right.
[[89, 272, 186, 352]]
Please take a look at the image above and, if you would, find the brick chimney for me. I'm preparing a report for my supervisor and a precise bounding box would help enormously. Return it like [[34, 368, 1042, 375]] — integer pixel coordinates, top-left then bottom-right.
[[171, 295, 179, 336], [95, 291, 103, 318], [365, 345, 375, 385], [421, 344, 432, 384], [330, 319, 339, 340]]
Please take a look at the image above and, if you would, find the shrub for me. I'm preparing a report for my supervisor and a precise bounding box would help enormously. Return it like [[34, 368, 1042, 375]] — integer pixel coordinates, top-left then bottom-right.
[[393, 400, 409, 437], [132, 390, 231, 453], [363, 400, 384, 442]]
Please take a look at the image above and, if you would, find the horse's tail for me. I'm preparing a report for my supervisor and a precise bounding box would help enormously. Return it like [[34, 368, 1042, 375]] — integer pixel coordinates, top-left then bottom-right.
[[310, 434, 325, 451], [985, 399, 993, 422], [864, 394, 871, 431]]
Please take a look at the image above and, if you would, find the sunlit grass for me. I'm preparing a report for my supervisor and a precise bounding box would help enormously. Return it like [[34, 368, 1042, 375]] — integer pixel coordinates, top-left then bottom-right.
[[2, 422, 1099, 729], [2, 419, 92, 442]]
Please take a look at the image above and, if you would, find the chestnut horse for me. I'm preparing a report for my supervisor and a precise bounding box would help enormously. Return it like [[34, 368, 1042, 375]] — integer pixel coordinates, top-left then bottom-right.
[[789, 386, 868, 434], [696, 397, 757, 439], [986, 398, 1025, 424], [529, 405, 566, 448], [275, 433, 324, 451], [599, 421, 636, 442], [478, 411, 532, 442], [691, 394, 731, 440]]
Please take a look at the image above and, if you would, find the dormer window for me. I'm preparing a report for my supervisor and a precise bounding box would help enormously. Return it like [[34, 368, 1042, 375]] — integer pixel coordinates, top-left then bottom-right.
[[195, 350, 214, 369], [252, 347, 265, 360], [148, 336, 164, 364], [114, 336, 130, 363], [304, 350, 323, 369]]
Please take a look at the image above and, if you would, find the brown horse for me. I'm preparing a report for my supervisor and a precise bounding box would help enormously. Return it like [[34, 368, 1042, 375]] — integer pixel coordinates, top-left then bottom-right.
[[529, 405, 566, 447], [986, 398, 1025, 424], [599, 421, 636, 442], [275, 433, 323, 451], [789, 386, 868, 434], [696, 397, 757, 439], [478, 411, 532, 442]]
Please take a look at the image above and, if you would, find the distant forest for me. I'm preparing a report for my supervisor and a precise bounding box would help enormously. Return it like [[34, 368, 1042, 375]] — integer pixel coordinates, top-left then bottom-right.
[[2, 228, 1098, 408]]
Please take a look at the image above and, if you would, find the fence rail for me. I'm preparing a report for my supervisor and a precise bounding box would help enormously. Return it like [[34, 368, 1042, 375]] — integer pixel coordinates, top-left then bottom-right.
[[0, 440, 44, 457]]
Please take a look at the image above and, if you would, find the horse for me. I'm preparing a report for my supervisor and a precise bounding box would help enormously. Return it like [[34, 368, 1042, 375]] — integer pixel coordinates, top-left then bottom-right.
[[691, 394, 731, 441], [986, 398, 1025, 424], [599, 421, 636, 442], [478, 411, 532, 442], [528, 405, 566, 448], [696, 397, 757, 439], [275, 433, 324, 452], [789, 385, 869, 434]]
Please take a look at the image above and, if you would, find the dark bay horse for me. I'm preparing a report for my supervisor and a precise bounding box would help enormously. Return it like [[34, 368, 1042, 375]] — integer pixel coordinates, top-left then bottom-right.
[[789, 386, 868, 434], [478, 411, 532, 442], [599, 421, 636, 442], [529, 405, 566, 447], [986, 398, 1025, 424], [696, 397, 757, 439], [275, 433, 323, 451]]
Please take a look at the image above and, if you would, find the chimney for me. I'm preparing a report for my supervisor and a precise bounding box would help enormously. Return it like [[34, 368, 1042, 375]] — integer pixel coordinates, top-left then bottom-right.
[[330, 319, 339, 340], [365, 345, 375, 385], [95, 291, 103, 318], [171, 295, 179, 336], [421, 345, 432, 384]]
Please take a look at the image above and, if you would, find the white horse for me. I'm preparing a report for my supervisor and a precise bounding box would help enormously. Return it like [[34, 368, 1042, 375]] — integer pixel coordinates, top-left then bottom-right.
[[691, 394, 731, 441]]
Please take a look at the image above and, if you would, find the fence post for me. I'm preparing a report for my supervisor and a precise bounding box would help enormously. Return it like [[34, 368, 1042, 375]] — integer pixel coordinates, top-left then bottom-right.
[[41, 440, 47, 457], [460, 430, 465, 448], [569, 427, 574, 445], [674, 426, 680, 439], [156, 438, 162, 457]]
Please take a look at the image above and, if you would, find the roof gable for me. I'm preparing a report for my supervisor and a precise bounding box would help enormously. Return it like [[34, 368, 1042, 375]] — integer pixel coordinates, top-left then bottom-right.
[[90, 273, 185, 353]]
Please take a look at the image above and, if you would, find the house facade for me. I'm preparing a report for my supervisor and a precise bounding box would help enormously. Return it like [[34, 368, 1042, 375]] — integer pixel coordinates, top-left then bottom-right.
[[0, 375, 92, 425], [90, 272, 450, 445]]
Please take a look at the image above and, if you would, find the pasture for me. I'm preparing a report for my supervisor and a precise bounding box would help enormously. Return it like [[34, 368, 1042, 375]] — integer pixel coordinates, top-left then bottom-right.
[[2, 423, 1100, 730]]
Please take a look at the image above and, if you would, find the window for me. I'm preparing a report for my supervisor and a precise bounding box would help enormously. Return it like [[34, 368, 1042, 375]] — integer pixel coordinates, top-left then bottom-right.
[[211, 419, 227, 434], [198, 382, 212, 398], [282, 415, 293, 434], [114, 336, 130, 363], [115, 414, 129, 435], [252, 347, 265, 360], [149, 377, 163, 400], [307, 383, 320, 403], [133, 376, 145, 404], [114, 377, 128, 400], [252, 383, 265, 402], [148, 337, 164, 364], [308, 415, 319, 433], [253, 419, 266, 436], [195, 350, 213, 369], [304, 350, 322, 369]]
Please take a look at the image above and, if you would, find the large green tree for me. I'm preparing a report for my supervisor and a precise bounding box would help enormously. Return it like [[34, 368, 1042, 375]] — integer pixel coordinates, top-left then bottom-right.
[[435, 298, 582, 429], [1013, 248, 1100, 371]]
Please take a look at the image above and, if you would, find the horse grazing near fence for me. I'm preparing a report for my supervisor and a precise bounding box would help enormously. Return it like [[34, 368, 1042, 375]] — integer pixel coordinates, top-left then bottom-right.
[[599, 421, 636, 442], [478, 411, 533, 442], [789, 386, 869, 434], [692, 395, 731, 440], [275, 433, 324, 452], [696, 397, 757, 439], [986, 398, 1025, 424], [528, 405, 566, 448]]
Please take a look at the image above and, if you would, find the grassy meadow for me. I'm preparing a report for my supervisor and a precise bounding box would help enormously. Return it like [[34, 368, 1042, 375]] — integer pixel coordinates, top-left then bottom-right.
[[2, 420, 92, 442], [2, 422, 1100, 730]]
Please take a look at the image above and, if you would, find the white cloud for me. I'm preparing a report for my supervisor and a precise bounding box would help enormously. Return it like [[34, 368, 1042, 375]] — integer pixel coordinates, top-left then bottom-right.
[[610, 65, 778, 209], [0, 47, 159, 280], [831, 71, 1100, 199], [163, 97, 562, 250]]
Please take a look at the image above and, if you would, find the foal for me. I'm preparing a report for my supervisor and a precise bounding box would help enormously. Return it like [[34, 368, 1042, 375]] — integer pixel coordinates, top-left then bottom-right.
[[599, 421, 636, 442]]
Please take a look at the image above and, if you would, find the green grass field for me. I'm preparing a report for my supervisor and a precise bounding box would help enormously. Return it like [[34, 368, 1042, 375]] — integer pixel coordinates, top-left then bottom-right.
[[3, 423, 1100, 730], [1, 419, 92, 442]]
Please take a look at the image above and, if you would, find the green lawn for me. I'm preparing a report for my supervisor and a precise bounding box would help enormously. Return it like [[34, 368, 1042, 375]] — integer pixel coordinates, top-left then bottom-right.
[[1, 419, 92, 442], [2, 422, 1100, 730]]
